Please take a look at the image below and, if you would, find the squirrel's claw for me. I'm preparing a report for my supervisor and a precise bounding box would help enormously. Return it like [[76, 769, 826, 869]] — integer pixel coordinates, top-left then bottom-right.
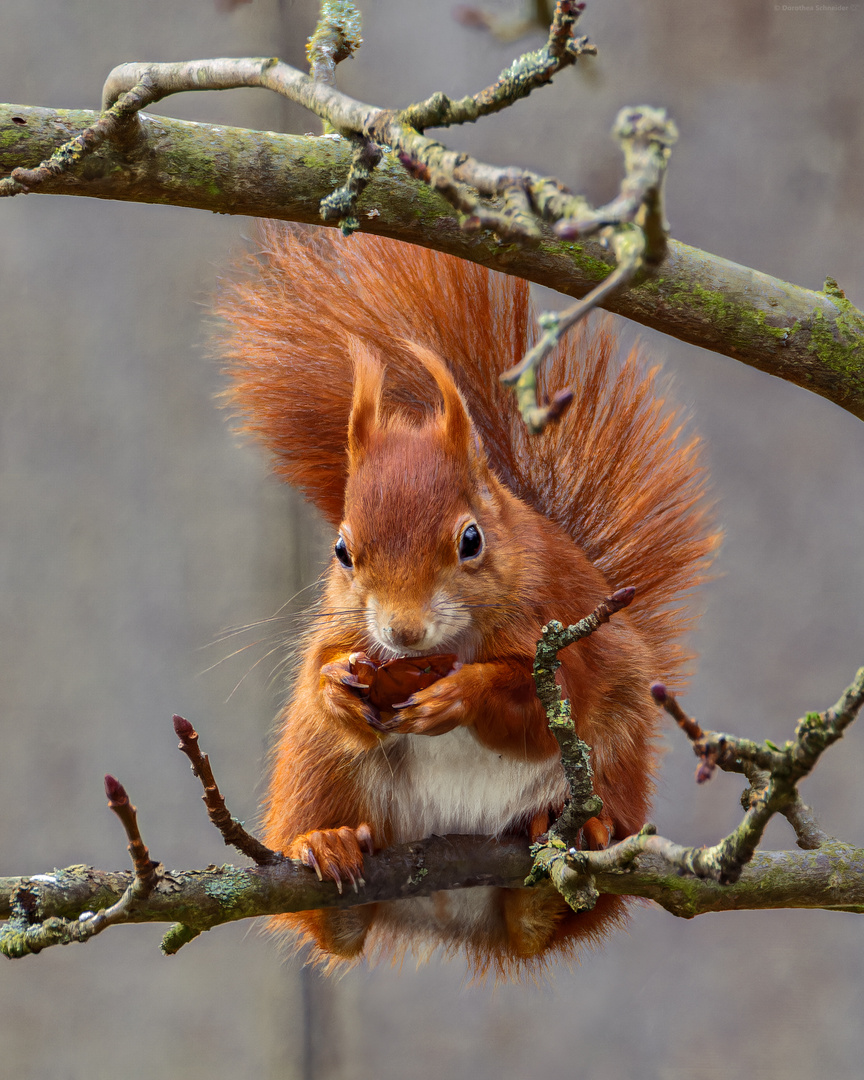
[[321, 659, 384, 732], [289, 825, 373, 891], [305, 848, 324, 881], [390, 696, 417, 711], [339, 671, 371, 693], [373, 670, 466, 736]]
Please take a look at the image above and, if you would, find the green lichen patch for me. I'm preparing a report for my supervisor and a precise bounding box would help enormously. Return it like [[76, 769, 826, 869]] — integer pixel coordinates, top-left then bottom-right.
[[808, 299, 864, 394]]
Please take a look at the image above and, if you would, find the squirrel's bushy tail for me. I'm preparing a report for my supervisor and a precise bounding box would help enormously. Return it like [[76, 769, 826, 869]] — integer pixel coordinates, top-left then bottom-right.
[[215, 222, 718, 683]]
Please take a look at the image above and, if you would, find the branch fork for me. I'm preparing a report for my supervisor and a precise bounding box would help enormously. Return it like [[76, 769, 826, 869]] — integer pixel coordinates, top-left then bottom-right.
[[0, 1, 677, 431], [528, 593, 864, 909]]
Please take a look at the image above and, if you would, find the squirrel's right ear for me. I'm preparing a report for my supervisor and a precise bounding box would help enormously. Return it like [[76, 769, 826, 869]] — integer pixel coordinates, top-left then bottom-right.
[[347, 337, 385, 464], [400, 341, 489, 477]]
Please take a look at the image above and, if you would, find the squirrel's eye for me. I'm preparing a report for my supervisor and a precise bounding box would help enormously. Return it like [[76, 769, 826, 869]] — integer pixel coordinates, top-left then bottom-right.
[[334, 535, 353, 568], [458, 523, 484, 561]]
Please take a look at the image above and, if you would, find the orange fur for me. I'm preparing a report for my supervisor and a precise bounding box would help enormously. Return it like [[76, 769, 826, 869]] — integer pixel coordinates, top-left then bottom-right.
[[214, 223, 719, 979]]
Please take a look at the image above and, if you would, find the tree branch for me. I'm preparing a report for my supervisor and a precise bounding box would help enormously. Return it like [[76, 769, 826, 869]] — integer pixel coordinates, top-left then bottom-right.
[[0, 836, 533, 957], [2, 102, 860, 419], [525, 595, 864, 914], [1, 7, 862, 960], [1, 619, 860, 958], [3, 836, 864, 959]]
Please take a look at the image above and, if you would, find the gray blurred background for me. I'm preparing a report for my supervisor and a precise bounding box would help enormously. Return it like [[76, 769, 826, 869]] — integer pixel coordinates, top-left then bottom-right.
[[2, 1, 863, 1077]]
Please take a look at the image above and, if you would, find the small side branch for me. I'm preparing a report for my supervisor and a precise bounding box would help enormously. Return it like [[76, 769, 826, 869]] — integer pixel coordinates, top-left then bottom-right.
[[557, 665, 864, 905], [651, 680, 848, 849], [173, 715, 281, 866], [557, 105, 678, 262], [500, 227, 646, 432], [0, 77, 164, 196], [400, 2, 595, 131], [306, 1, 363, 89], [0, 777, 160, 957], [319, 135, 382, 235], [502, 106, 677, 430], [528, 588, 635, 906], [104, 775, 159, 897]]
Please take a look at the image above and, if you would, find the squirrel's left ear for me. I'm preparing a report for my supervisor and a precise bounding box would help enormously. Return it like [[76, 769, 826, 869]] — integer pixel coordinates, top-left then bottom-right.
[[347, 337, 385, 465], [401, 341, 489, 477]]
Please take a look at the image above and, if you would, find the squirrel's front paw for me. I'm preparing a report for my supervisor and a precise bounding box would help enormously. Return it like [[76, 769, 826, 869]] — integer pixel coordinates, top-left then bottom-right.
[[382, 669, 466, 736], [288, 824, 374, 894], [320, 658, 382, 730]]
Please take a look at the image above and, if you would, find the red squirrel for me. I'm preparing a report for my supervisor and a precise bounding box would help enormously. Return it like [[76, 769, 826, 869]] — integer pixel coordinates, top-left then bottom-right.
[[215, 223, 717, 978]]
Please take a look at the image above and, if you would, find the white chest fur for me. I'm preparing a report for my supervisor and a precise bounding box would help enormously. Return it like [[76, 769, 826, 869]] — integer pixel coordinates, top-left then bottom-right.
[[373, 727, 566, 844]]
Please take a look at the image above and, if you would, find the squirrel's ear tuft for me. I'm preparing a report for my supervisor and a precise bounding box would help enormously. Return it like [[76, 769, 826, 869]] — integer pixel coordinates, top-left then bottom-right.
[[347, 337, 385, 465], [400, 341, 486, 469]]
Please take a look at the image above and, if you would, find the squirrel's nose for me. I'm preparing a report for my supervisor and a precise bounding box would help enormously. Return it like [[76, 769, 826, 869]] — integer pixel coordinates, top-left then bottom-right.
[[383, 617, 428, 651]]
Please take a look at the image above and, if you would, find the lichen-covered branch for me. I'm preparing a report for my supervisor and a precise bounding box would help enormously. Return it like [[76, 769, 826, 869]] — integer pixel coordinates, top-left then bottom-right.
[[82, 3, 597, 257], [557, 105, 678, 262], [529, 587, 635, 852], [2, 103, 860, 419], [3, 832, 864, 960], [306, 1, 363, 89], [398, 2, 596, 132], [0, 836, 534, 958], [522, 592, 864, 916], [0, 2, 666, 427], [544, 665, 864, 913], [500, 227, 647, 432], [1, 663, 862, 959], [1, 776, 161, 957]]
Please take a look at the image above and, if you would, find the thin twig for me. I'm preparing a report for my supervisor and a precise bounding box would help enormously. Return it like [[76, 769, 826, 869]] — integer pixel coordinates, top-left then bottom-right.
[[557, 105, 678, 262], [0, 776, 161, 956], [400, 2, 594, 132], [104, 775, 159, 896], [318, 135, 382, 235], [528, 588, 636, 892], [499, 227, 646, 432], [650, 681, 725, 782], [172, 715, 282, 866], [783, 793, 835, 850], [306, 1, 363, 89], [651, 680, 840, 848], [0, 78, 161, 196]]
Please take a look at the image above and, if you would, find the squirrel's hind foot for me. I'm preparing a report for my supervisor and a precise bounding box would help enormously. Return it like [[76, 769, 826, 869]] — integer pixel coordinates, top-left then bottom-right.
[[288, 824, 375, 894]]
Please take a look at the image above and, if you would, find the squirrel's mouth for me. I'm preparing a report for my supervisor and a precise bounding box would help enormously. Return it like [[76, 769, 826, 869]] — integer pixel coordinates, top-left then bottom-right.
[[366, 634, 473, 665], [368, 644, 444, 664]]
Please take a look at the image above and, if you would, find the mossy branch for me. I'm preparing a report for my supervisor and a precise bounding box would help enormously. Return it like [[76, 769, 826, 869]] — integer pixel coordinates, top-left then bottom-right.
[[2, 641, 860, 958], [2, 101, 860, 419], [541, 660, 864, 913], [4, 834, 864, 959], [520, 591, 864, 918]]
